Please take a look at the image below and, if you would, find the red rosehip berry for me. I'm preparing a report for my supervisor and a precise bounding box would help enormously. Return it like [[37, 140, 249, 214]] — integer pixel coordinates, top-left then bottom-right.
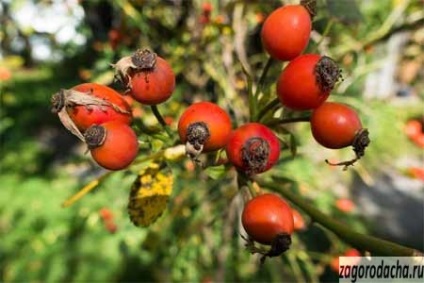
[[178, 102, 232, 159], [261, 4, 312, 61], [226, 123, 280, 175], [51, 83, 132, 132], [277, 54, 342, 110], [310, 102, 370, 169], [84, 121, 138, 170], [242, 193, 294, 263]]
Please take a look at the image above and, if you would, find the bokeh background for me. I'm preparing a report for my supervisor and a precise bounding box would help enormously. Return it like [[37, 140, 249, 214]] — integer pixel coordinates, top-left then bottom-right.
[[1, 0, 423, 282]]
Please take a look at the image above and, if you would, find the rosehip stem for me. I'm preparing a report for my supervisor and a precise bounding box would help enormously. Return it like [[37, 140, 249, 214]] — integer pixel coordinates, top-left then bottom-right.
[[254, 57, 274, 100], [313, 18, 335, 52], [267, 116, 311, 127], [257, 98, 280, 122], [259, 178, 423, 257], [251, 57, 275, 121], [150, 105, 173, 138]]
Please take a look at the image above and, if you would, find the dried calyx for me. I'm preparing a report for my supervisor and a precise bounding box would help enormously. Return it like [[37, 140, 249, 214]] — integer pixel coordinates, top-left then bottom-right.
[[326, 128, 370, 170], [111, 48, 157, 88], [241, 137, 270, 175], [185, 122, 210, 160], [51, 89, 66, 113], [242, 233, 292, 265], [51, 88, 130, 114], [315, 56, 343, 93], [84, 125, 107, 149], [131, 49, 157, 70]]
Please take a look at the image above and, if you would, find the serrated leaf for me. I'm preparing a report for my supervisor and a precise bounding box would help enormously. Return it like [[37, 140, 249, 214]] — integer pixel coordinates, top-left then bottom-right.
[[327, 0, 362, 25], [128, 162, 173, 227], [204, 165, 227, 180]]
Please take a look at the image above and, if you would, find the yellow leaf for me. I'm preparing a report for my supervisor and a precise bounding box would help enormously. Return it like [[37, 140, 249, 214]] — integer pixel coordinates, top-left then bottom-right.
[[128, 162, 173, 227]]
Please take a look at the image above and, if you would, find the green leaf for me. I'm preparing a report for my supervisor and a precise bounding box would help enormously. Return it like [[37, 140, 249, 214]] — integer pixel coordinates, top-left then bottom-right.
[[326, 0, 362, 25], [204, 165, 227, 180]]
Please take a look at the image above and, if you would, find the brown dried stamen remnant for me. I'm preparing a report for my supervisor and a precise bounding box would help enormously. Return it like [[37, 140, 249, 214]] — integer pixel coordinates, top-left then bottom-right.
[[131, 49, 157, 70], [84, 125, 107, 149], [242, 233, 292, 265], [241, 137, 270, 175], [131, 49, 157, 84], [326, 128, 370, 170], [185, 122, 210, 160], [315, 56, 343, 93]]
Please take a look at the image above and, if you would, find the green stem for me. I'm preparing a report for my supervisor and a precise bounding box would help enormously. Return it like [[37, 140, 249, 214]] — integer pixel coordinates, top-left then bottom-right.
[[251, 57, 274, 121], [258, 179, 423, 256], [151, 105, 172, 137], [254, 57, 274, 100], [313, 18, 334, 52], [257, 98, 280, 122], [267, 116, 311, 127], [237, 173, 256, 200]]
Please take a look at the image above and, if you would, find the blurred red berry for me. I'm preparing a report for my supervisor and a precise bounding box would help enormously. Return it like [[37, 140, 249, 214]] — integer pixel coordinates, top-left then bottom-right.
[[330, 248, 361, 273], [412, 134, 424, 148], [99, 208, 114, 221], [202, 2, 213, 14], [408, 167, 424, 181], [404, 120, 422, 139], [335, 198, 356, 213], [105, 221, 118, 234]]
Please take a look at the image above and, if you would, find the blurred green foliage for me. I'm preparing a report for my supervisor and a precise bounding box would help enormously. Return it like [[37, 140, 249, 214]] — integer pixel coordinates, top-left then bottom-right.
[[1, 0, 423, 282]]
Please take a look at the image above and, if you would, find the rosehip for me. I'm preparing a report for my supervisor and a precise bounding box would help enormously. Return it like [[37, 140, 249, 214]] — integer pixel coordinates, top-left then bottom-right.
[[242, 193, 294, 263], [261, 4, 312, 61], [113, 49, 176, 105], [84, 121, 138, 170], [178, 102, 232, 159], [277, 54, 341, 110], [51, 83, 132, 132], [226, 123, 280, 175]]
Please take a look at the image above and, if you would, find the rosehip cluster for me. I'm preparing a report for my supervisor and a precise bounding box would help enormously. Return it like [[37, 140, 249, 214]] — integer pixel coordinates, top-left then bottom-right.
[[177, 103, 280, 176], [51, 48, 176, 170], [261, 0, 369, 170], [51, 0, 374, 267]]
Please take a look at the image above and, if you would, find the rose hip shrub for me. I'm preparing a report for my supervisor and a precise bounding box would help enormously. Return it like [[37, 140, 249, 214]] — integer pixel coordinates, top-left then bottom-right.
[[40, 0, 422, 282]]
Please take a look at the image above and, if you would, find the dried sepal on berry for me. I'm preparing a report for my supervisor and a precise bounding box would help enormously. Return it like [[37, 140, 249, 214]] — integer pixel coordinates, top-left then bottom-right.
[[51, 89, 85, 142], [111, 48, 157, 89], [241, 233, 292, 265], [325, 128, 370, 170], [50, 88, 130, 142]]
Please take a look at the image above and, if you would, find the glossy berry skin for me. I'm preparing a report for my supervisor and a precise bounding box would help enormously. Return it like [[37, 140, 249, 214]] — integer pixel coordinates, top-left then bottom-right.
[[277, 54, 339, 110], [130, 56, 175, 105], [242, 193, 294, 245], [178, 102, 232, 152], [226, 123, 280, 174], [292, 208, 306, 231], [85, 121, 138, 170], [69, 83, 132, 131], [261, 5, 311, 61], [311, 102, 362, 149]]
